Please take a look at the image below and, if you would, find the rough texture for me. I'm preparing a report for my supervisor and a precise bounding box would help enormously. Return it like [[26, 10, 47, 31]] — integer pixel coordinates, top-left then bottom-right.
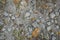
[[0, 0, 60, 40]]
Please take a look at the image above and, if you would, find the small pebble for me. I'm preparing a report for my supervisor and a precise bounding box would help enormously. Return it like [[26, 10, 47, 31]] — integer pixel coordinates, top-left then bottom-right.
[[55, 12, 59, 16], [56, 25, 59, 29], [11, 16, 15, 20], [36, 19, 40, 23], [25, 12, 31, 17], [3, 12, 8, 16], [55, 20, 58, 23], [47, 26, 51, 31], [9, 14, 12, 17], [52, 36, 56, 40], [58, 8, 60, 12], [2, 28, 6, 31], [21, 0, 27, 6], [51, 32, 54, 35], [50, 13, 55, 18], [51, 19, 54, 23], [49, 8, 52, 12], [7, 28, 11, 32], [21, 1, 24, 5], [47, 22, 51, 25]]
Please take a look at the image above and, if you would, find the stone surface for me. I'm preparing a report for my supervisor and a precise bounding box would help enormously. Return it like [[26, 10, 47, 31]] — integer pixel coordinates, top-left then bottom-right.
[[0, 0, 60, 40]]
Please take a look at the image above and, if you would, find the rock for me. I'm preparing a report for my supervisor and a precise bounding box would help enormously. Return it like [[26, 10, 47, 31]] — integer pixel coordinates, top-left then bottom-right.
[[55, 12, 59, 16], [51, 19, 54, 23], [57, 16, 60, 25], [52, 36, 56, 40], [55, 19, 58, 23], [7, 28, 11, 32], [3, 12, 8, 16], [47, 22, 51, 25], [48, 8, 53, 12], [21, 0, 27, 6], [25, 12, 31, 17], [47, 26, 51, 31], [9, 14, 12, 17], [56, 25, 59, 29], [50, 13, 55, 18], [11, 16, 15, 20], [2, 28, 6, 31]]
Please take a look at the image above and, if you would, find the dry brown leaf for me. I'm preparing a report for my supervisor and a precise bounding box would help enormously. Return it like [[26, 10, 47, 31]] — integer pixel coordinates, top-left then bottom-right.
[[32, 28, 40, 37], [41, 4, 49, 9], [13, 0, 20, 5]]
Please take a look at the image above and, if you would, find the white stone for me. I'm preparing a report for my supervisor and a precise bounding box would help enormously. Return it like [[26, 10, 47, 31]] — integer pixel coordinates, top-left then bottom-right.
[[39, 16, 42, 18], [32, 22, 39, 28], [52, 36, 56, 40], [56, 25, 59, 29], [50, 13, 55, 18], [2, 28, 6, 31], [30, 10, 32, 12], [55, 20, 58, 23], [29, 28, 32, 33], [51, 19, 54, 23], [54, 4, 57, 7], [4, 12, 8, 16], [46, 17, 49, 20], [8, 28, 11, 32], [21, 0, 27, 6], [51, 32, 54, 35], [55, 12, 59, 16], [16, 28, 19, 31], [25, 12, 31, 17], [9, 14, 12, 16], [36, 19, 40, 22], [42, 24, 45, 29], [41, 18, 45, 23], [47, 26, 51, 31], [21, 1, 24, 5], [47, 22, 51, 25], [11, 16, 15, 19], [49, 8, 52, 12], [12, 27, 15, 30]]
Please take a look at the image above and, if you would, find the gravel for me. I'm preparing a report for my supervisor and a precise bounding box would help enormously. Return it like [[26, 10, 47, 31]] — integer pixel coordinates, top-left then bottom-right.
[[0, 0, 60, 40]]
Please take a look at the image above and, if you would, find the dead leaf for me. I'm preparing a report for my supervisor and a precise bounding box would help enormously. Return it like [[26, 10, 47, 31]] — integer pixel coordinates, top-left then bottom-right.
[[13, 0, 20, 5], [32, 28, 40, 37]]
